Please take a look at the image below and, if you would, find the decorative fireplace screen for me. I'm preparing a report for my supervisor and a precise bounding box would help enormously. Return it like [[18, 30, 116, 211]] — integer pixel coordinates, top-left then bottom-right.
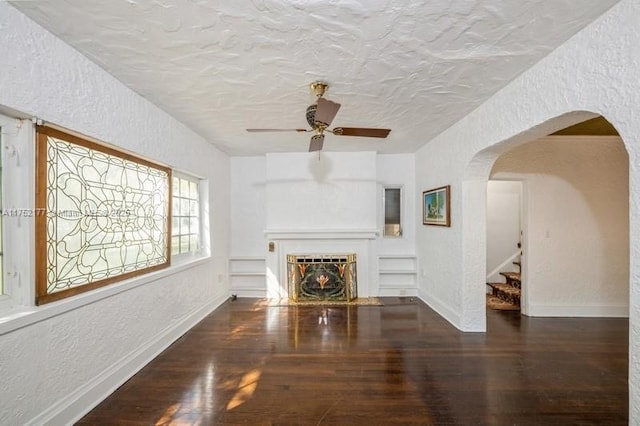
[[287, 254, 357, 302]]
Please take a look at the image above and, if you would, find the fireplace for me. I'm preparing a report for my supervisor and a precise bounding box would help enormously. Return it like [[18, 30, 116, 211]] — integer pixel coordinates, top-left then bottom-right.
[[287, 254, 357, 302], [264, 229, 375, 298]]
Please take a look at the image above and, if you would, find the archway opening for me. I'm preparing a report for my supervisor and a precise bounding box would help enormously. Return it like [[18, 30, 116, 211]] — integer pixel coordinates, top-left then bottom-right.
[[484, 116, 628, 319]]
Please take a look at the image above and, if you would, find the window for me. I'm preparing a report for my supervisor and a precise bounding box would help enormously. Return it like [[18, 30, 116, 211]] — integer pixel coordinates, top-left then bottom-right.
[[383, 187, 402, 237], [171, 174, 200, 256], [35, 126, 171, 305]]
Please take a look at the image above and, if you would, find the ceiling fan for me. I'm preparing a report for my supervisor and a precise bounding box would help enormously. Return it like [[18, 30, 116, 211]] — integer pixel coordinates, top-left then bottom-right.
[[246, 82, 391, 152]]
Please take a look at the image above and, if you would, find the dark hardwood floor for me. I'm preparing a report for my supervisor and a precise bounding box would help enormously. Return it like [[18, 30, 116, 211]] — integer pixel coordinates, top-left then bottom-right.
[[77, 297, 628, 425]]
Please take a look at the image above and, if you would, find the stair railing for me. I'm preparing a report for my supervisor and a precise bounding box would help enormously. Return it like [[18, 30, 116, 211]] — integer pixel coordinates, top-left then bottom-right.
[[487, 248, 522, 282]]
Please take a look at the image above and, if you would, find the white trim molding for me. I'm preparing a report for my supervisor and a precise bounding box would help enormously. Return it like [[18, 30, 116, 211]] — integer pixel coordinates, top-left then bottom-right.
[[265, 229, 378, 240], [527, 303, 629, 318]]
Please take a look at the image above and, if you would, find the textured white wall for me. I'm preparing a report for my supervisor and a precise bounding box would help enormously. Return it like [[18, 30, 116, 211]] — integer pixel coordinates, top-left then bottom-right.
[[230, 154, 416, 256], [492, 136, 629, 316], [230, 156, 266, 255], [265, 152, 377, 231], [415, 0, 639, 419], [0, 4, 230, 425]]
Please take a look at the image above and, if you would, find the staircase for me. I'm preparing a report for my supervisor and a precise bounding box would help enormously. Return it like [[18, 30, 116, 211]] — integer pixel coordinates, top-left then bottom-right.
[[487, 261, 521, 310]]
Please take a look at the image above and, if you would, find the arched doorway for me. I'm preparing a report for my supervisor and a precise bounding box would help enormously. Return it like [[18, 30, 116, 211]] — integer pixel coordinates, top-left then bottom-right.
[[484, 116, 629, 317], [459, 111, 632, 331]]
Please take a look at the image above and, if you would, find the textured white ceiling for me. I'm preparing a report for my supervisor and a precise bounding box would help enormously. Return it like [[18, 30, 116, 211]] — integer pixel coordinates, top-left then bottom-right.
[[10, 0, 619, 155]]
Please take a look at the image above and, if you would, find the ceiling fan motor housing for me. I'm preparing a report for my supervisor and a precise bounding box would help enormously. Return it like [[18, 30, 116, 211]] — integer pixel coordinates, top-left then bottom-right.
[[306, 104, 318, 129]]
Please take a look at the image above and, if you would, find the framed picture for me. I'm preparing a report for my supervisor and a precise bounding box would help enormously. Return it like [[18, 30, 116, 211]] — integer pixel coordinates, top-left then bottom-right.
[[423, 185, 450, 226]]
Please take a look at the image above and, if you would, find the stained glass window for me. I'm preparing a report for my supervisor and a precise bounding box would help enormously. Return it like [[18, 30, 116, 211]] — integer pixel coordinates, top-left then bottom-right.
[[171, 175, 199, 255], [35, 126, 171, 305]]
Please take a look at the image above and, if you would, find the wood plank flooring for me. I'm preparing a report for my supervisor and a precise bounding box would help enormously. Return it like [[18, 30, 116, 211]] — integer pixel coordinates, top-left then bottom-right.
[[77, 297, 628, 425]]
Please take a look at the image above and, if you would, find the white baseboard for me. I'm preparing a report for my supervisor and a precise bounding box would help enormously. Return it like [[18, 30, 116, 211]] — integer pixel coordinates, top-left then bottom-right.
[[378, 288, 418, 297], [231, 289, 268, 298], [526, 303, 629, 318], [418, 288, 461, 330], [28, 292, 228, 426]]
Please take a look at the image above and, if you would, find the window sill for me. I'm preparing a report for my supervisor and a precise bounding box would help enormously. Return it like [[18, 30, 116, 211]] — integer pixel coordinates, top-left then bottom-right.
[[0, 254, 211, 336]]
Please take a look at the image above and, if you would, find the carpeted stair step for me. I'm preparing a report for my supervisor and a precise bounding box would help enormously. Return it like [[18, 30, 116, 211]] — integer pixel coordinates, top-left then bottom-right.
[[486, 294, 519, 311], [487, 282, 521, 306], [500, 271, 521, 289]]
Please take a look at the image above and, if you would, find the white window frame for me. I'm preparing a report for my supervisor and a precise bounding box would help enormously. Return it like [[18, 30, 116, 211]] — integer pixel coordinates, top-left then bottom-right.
[[0, 114, 35, 310], [382, 185, 403, 238], [171, 171, 205, 261]]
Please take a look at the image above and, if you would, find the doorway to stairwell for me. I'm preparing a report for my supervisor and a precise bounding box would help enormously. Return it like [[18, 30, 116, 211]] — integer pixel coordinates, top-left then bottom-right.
[[486, 180, 523, 312], [481, 116, 629, 319]]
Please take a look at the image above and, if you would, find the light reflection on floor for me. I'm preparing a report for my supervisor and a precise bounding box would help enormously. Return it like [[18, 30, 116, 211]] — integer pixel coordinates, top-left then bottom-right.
[[155, 362, 217, 425]]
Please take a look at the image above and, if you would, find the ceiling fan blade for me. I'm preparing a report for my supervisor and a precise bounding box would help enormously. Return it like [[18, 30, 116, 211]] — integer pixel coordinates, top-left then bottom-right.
[[331, 127, 391, 138], [314, 97, 341, 127], [246, 128, 310, 132], [308, 134, 325, 152]]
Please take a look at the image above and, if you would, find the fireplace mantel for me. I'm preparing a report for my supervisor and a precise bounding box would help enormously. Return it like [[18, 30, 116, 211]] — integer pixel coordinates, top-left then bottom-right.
[[264, 229, 378, 240]]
